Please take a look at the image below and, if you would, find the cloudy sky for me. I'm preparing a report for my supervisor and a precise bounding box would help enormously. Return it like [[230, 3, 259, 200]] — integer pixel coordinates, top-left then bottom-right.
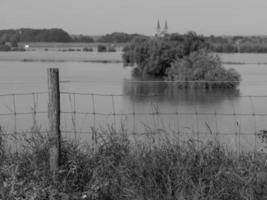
[[0, 0, 266, 36]]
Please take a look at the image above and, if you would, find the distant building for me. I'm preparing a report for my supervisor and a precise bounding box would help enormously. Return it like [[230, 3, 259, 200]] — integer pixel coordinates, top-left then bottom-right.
[[156, 20, 161, 37], [155, 20, 168, 37]]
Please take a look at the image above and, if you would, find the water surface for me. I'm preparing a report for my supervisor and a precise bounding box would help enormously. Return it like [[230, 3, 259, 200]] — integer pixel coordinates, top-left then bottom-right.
[[0, 52, 267, 151]]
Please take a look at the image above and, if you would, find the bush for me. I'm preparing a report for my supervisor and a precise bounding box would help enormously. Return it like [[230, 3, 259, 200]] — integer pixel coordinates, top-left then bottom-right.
[[12, 47, 26, 51], [71, 35, 94, 43], [83, 47, 93, 52], [123, 32, 241, 89], [97, 44, 107, 52], [239, 44, 267, 53], [97, 32, 144, 43], [123, 32, 209, 76], [108, 46, 116, 52], [210, 43, 238, 53], [0, 45, 11, 51], [166, 51, 241, 89]]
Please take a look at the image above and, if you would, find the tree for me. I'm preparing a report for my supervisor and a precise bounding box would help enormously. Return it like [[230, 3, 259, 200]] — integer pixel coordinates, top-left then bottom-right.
[[97, 32, 145, 43], [122, 32, 240, 89], [71, 35, 94, 43], [10, 34, 19, 47], [0, 45, 11, 51], [97, 44, 107, 52], [122, 32, 208, 76], [0, 28, 72, 43]]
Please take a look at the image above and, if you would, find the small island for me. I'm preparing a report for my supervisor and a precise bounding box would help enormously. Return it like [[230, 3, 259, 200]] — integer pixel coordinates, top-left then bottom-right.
[[122, 32, 241, 89]]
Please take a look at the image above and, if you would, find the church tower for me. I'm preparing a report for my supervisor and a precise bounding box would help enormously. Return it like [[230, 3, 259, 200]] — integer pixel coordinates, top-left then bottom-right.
[[156, 20, 161, 37], [155, 20, 168, 37], [163, 20, 168, 35]]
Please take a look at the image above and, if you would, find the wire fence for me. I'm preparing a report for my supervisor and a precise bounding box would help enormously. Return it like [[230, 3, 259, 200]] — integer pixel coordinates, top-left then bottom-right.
[[0, 81, 267, 153]]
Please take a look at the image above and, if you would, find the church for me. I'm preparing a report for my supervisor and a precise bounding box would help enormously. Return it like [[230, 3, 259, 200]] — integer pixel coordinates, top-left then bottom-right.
[[156, 20, 168, 37]]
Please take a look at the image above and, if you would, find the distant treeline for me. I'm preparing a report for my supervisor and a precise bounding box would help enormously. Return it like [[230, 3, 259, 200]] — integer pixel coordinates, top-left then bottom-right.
[[0, 28, 98, 43], [0, 29, 145, 44], [97, 34, 267, 53], [1, 28, 267, 53], [0, 28, 72, 43], [206, 35, 267, 53], [71, 35, 94, 43], [97, 32, 144, 43]]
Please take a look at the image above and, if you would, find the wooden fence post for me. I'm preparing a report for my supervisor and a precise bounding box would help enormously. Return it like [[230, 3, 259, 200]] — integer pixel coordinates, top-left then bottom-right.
[[47, 68, 61, 172], [0, 172, 5, 199]]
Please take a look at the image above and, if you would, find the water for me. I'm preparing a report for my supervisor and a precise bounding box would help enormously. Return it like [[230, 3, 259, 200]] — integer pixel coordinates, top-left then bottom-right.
[[0, 51, 122, 62], [0, 52, 267, 151]]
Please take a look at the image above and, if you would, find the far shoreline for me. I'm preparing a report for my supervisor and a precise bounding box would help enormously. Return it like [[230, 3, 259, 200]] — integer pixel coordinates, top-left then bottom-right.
[[0, 50, 267, 65]]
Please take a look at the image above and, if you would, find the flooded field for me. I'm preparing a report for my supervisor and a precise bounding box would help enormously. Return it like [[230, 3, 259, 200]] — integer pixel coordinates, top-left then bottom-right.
[[0, 51, 267, 151]]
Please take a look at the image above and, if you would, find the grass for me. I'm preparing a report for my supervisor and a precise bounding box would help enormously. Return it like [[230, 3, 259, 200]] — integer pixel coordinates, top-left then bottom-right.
[[0, 128, 267, 200]]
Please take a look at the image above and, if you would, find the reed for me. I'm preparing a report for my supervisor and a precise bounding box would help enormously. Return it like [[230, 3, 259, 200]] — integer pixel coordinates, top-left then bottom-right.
[[0, 127, 267, 199]]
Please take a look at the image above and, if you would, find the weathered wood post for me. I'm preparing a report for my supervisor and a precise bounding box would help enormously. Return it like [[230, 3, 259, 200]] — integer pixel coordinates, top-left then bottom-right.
[[47, 68, 61, 172], [0, 172, 5, 199]]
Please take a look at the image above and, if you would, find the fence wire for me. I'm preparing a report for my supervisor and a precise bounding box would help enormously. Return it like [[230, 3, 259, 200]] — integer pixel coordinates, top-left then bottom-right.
[[0, 86, 266, 152]]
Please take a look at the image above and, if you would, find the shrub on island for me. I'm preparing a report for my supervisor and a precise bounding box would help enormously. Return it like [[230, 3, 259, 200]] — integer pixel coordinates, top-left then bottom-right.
[[123, 32, 208, 76], [165, 51, 240, 89]]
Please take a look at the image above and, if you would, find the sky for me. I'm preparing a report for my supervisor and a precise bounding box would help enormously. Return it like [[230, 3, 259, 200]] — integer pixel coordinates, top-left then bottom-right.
[[1, 0, 267, 36]]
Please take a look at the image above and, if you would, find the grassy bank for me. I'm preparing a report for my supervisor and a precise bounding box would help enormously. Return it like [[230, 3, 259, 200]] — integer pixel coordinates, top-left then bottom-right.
[[0, 129, 267, 200]]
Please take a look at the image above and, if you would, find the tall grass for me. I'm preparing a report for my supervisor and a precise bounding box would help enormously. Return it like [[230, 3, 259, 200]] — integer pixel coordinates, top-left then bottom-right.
[[0, 128, 267, 199]]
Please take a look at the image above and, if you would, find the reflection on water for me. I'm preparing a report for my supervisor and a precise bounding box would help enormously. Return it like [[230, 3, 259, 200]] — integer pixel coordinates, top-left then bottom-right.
[[123, 78, 240, 105], [121, 77, 267, 152]]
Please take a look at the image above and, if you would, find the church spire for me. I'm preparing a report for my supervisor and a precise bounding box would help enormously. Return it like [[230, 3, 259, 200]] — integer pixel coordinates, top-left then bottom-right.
[[163, 20, 168, 34], [157, 20, 161, 30], [155, 20, 168, 37], [156, 20, 161, 37]]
